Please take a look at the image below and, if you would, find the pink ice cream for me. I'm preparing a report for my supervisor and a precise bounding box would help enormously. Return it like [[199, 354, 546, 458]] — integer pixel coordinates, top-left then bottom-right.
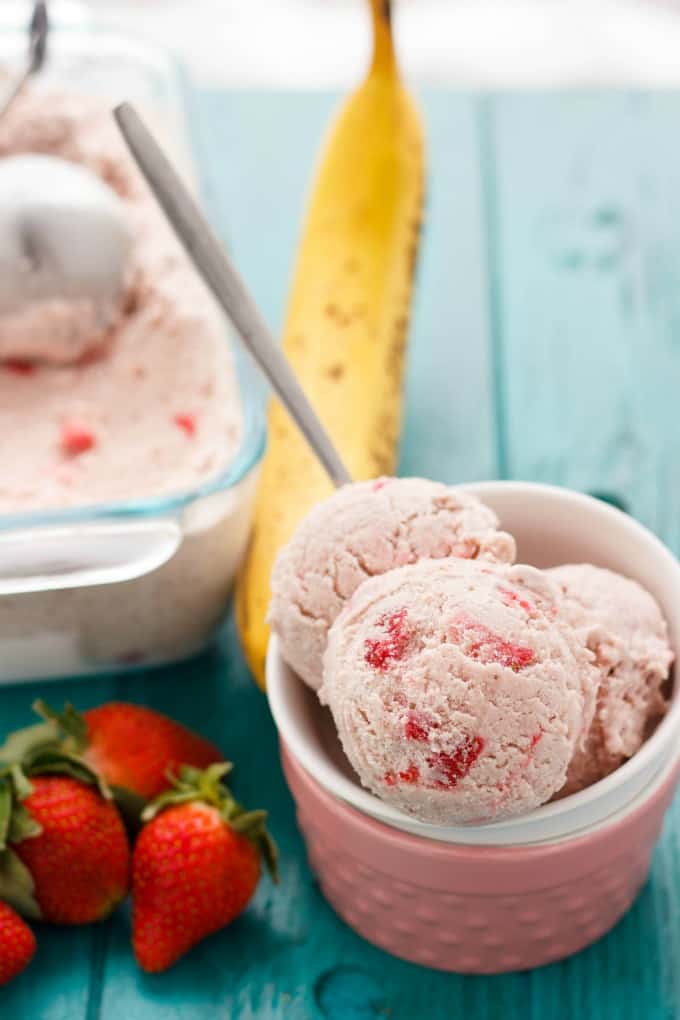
[[320, 557, 598, 824], [0, 90, 242, 512], [269, 478, 516, 690], [0, 154, 133, 366], [549, 565, 674, 797]]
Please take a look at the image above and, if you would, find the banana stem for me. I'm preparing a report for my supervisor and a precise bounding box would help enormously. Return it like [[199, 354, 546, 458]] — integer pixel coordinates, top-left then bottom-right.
[[369, 0, 396, 75]]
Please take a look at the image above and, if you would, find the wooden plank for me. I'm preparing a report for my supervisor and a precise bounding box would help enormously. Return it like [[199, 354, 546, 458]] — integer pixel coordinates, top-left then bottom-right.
[[484, 92, 680, 533], [399, 92, 498, 482], [484, 91, 680, 1020]]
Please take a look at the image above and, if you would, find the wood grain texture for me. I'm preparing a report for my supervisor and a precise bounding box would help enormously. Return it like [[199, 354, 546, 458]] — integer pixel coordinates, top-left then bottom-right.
[[486, 92, 680, 533], [399, 92, 498, 482], [1, 89, 680, 1019]]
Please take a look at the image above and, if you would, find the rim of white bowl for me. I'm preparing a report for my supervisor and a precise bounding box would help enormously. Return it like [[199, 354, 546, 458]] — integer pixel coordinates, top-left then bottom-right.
[[267, 481, 680, 846], [281, 724, 680, 849]]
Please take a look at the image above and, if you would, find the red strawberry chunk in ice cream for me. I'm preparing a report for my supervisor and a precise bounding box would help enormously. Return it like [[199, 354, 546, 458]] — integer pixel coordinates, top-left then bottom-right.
[[365, 608, 411, 670], [4, 358, 36, 375], [404, 712, 430, 742], [449, 612, 535, 671], [384, 737, 484, 791], [399, 763, 420, 784], [529, 731, 543, 752], [427, 736, 485, 789], [61, 423, 96, 456], [173, 412, 197, 437], [384, 763, 421, 786], [498, 586, 533, 614]]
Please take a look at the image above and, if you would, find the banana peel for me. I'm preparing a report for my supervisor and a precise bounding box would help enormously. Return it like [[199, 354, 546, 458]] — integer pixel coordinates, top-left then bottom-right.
[[236, 0, 425, 687]]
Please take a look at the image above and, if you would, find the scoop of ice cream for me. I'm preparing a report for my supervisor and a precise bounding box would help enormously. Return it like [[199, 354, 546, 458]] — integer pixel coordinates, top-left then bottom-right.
[[548, 564, 674, 796], [0, 154, 133, 365], [320, 557, 598, 825], [269, 478, 516, 690]]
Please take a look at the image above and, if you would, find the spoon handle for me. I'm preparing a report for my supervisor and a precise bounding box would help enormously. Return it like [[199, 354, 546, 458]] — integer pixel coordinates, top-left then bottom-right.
[[114, 102, 352, 490]]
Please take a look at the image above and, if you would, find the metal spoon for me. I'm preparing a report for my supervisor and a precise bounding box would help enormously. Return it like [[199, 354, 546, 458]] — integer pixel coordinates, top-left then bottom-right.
[[0, 2, 49, 120], [113, 101, 351, 489]]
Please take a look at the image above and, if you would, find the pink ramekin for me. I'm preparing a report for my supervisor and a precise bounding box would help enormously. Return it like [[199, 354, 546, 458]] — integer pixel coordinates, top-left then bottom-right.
[[282, 743, 680, 974], [268, 482, 680, 972]]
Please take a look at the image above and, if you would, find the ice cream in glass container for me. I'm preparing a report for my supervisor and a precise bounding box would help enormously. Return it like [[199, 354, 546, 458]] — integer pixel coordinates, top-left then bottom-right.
[[0, 23, 264, 682]]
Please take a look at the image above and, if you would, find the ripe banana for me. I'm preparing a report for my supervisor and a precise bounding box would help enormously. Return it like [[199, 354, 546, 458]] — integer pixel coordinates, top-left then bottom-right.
[[236, 0, 425, 688]]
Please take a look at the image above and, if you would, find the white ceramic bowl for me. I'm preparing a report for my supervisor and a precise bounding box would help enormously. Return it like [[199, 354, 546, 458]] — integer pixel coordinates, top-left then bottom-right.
[[267, 481, 680, 846]]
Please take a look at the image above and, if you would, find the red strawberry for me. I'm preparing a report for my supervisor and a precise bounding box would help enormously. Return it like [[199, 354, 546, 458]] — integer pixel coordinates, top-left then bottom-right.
[[10, 776, 130, 924], [36, 701, 222, 801], [0, 902, 36, 985], [132, 764, 277, 972]]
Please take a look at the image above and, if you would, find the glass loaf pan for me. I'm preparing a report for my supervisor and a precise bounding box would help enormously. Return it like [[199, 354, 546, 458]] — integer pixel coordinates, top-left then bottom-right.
[[0, 19, 266, 682]]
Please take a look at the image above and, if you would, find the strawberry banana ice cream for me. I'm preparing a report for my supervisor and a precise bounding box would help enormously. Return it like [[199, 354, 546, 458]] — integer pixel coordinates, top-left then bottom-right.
[[549, 565, 674, 797], [0, 89, 242, 511], [320, 558, 599, 824], [269, 478, 516, 690]]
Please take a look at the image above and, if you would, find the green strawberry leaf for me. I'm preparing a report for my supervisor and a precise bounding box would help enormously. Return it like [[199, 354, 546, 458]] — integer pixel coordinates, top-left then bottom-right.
[[0, 765, 40, 848], [197, 763, 235, 806], [229, 808, 267, 831], [0, 848, 41, 919], [0, 781, 11, 848], [176, 764, 202, 785], [32, 700, 88, 752], [9, 764, 33, 801], [230, 809, 279, 881], [141, 787, 199, 822], [8, 803, 41, 844], [143, 762, 236, 821], [0, 770, 40, 848], [258, 830, 280, 883], [25, 748, 112, 799], [0, 721, 60, 766], [179, 761, 233, 786]]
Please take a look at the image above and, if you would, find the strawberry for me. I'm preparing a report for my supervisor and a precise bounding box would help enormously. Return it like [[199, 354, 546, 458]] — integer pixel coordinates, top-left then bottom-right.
[[0, 902, 36, 985], [10, 776, 130, 924], [132, 763, 277, 972], [0, 727, 130, 925], [35, 701, 222, 802]]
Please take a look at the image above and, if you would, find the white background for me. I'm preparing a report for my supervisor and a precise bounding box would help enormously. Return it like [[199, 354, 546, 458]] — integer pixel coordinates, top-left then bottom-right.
[[11, 0, 680, 89]]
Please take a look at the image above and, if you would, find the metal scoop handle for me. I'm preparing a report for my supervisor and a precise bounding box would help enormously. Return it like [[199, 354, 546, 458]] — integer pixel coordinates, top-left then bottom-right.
[[114, 102, 352, 489]]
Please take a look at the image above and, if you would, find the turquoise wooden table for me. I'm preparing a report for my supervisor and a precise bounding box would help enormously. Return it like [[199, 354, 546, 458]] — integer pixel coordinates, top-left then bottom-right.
[[3, 87, 680, 1019]]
